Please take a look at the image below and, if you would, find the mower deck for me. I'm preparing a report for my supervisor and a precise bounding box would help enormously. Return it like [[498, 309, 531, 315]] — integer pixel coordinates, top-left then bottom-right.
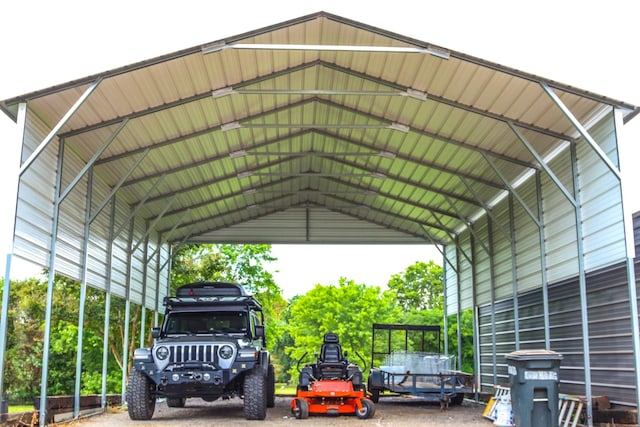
[[291, 379, 374, 419]]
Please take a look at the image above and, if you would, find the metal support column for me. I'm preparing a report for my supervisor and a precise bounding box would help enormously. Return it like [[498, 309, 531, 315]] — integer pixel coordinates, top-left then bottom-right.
[[508, 193, 520, 350], [121, 216, 135, 404], [101, 200, 117, 409], [39, 139, 65, 427], [73, 169, 93, 418], [570, 142, 594, 426], [0, 102, 26, 404], [614, 108, 640, 409]]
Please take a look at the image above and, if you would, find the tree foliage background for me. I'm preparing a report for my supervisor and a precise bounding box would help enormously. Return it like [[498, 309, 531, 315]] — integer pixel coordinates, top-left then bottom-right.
[[0, 244, 474, 402]]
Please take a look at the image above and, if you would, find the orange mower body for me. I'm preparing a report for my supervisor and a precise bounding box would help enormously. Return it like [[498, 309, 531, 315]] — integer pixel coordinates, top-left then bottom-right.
[[291, 379, 375, 419]]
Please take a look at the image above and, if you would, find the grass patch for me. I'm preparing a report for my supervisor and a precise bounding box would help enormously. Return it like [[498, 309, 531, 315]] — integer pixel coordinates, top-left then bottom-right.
[[275, 383, 296, 395], [9, 405, 33, 413]]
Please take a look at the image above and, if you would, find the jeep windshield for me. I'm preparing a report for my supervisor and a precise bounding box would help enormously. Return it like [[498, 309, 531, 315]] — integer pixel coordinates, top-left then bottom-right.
[[164, 311, 249, 335]]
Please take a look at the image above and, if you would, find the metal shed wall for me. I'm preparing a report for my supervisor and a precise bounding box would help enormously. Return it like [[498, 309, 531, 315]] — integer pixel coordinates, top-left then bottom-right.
[[12, 107, 169, 309], [469, 112, 634, 405], [479, 260, 638, 406]]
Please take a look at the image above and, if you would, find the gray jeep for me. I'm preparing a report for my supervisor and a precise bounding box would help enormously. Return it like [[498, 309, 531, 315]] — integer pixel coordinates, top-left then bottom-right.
[[127, 281, 275, 420]]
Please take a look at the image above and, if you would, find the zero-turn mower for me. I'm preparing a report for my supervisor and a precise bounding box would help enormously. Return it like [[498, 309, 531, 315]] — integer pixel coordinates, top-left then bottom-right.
[[290, 333, 375, 419]]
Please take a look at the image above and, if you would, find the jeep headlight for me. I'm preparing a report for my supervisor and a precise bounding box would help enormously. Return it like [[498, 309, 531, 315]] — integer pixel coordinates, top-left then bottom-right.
[[156, 346, 169, 360], [219, 345, 234, 359]]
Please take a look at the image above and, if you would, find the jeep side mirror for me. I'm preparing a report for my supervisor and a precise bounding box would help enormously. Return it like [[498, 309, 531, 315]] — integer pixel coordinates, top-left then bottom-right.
[[151, 327, 161, 339], [254, 325, 265, 339]]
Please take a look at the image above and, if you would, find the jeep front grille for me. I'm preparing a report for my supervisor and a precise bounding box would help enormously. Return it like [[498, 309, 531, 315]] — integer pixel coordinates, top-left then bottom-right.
[[169, 344, 219, 364]]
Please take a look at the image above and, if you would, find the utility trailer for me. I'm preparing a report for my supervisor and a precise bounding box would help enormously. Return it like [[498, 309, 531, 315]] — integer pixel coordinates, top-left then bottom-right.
[[367, 323, 473, 407]]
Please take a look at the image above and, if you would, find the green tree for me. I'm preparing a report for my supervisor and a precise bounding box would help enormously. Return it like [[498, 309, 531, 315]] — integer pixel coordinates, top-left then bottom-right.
[[285, 277, 401, 380], [0, 276, 140, 401], [387, 261, 443, 311]]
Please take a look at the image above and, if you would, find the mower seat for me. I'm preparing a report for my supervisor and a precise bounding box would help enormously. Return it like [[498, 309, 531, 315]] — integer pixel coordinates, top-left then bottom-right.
[[318, 333, 347, 379]]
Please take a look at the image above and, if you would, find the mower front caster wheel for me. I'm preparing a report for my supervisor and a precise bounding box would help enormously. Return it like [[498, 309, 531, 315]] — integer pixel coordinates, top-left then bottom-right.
[[292, 398, 309, 419], [356, 398, 375, 419]]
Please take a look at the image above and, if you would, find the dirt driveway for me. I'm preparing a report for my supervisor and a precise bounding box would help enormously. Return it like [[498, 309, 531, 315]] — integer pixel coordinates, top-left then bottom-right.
[[68, 396, 491, 427]]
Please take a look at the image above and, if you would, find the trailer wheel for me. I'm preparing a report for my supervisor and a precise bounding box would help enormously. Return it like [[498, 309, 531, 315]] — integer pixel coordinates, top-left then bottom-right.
[[451, 393, 464, 405], [292, 398, 309, 419], [369, 388, 380, 403], [356, 398, 375, 419]]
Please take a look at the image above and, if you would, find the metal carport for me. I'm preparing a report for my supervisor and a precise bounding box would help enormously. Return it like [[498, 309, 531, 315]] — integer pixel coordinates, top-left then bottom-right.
[[0, 11, 638, 426]]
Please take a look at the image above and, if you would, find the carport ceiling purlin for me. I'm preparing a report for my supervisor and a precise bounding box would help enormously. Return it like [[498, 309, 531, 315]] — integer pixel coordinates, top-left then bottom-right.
[[2, 11, 638, 246]]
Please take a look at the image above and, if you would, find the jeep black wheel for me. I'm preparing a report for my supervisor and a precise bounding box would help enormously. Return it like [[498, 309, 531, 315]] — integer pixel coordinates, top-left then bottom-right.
[[127, 369, 156, 420], [267, 363, 276, 408], [356, 398, 375, 419], [166, 397, 186, 407], [244, 366, 267, 420]]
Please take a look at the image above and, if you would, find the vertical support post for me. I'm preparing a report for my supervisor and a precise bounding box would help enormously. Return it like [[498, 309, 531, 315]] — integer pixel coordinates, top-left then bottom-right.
[[0, 102, 27, 403], [101, 200, 117, 409], [457, 238, 464, 371], [74, 169, 93, 418], [614, 108, 640, 410], [443, 251, 449, 356], [140, 228, 149, 348], [0, 255, 12, 403], [121, 216, 135, 404], [39, 139, 65, 426], [535, 171, 551, 349], [508, 193, 520, 350], [570, 142, 593, 426], [487, 219, 497, 385]]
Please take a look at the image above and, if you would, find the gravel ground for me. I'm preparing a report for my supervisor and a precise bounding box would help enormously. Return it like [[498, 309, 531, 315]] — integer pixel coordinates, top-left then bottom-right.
[[67, 396, 491, 427]]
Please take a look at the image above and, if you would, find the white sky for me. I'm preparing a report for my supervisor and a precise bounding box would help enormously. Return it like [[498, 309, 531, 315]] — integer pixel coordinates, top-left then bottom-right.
[[1, 0, 639, 298]]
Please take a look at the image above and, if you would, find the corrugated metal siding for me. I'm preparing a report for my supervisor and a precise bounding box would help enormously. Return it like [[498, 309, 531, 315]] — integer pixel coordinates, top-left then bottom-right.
[[13, 111, 57, 269], [542, 148, 579, 283], [55, 144, 88, 280], [513, 177, 543, 293], [195, 208, 429, 244], [492, 197, 516, 301], [478, 260, 638, 405], [458, 233, 474, 310], [473, 216, 492, 306], [578, 113, 627, 269], [444, 244, 458, 317]]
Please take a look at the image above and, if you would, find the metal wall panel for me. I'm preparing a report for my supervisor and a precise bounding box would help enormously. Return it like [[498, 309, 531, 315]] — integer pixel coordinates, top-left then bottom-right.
[[578, 113, 626, 269], [492, 198, 516, 300], [458, 233, 474, 310], [13, 110, 57, 269], [479, 261, 638, 406], [542, 148, 579, 283], [444, 244, 459, 317], [513, 177, 543, 293], [472, 216, 492, 307], [54, 144, 88, 280]]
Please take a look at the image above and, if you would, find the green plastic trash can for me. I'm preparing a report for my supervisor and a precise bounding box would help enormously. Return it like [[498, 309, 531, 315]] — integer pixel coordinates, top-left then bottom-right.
[[505, 349, 563, 427]]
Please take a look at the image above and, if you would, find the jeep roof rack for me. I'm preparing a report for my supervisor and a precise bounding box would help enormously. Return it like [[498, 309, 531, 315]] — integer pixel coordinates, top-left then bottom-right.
[[166, 282, 262, 311], [175, 281, 248, 297], [163, 295, 263, 311]]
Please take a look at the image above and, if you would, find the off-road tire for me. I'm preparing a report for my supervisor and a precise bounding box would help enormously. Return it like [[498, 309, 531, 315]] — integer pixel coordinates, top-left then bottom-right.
[[127, 369, 156, 420], [267, 363, 276, 408], [243, 366, 267, 420], [166, 397, 187, 407], [356, 398, 375, 419]]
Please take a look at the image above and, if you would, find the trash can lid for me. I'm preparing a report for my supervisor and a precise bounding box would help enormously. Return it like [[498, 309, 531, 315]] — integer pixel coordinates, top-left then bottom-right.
[[505, 349, 563, 361]]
